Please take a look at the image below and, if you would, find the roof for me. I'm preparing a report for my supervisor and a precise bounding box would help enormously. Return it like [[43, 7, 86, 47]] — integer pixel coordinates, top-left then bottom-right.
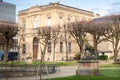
[[19, 2, 94, 16]]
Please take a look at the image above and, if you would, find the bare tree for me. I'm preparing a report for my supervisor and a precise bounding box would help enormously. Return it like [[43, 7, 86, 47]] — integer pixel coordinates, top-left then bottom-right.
[[0, 21, 17, 62], [37, 26, 55, 80], [87, 19, 110, 58], [63, 24, 69, 61], [52, 26, 60, 62], [104, 15, 120, 62], [68, 21, 87, 58], [17, 27, 26, 60]]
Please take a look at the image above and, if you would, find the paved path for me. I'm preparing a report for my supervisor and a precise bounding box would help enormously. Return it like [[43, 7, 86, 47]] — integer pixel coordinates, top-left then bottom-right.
[[1, 66, 120, 80], [0, 66, 77, 80]]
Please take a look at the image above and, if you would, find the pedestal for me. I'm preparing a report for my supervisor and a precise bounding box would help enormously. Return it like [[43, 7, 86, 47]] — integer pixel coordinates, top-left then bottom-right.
[[76, 60, 100, 76]]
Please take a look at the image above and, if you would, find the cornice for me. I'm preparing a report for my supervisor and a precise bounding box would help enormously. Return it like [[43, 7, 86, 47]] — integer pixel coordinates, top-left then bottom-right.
[[18, 3, 94, 17]]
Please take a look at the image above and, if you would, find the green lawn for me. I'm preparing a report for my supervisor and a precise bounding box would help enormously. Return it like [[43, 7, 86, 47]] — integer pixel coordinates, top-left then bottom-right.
[[0, 61, 120, 67], [0, 61, 78, 67], [99, 64, 120, 68], [44, 69, 120, 80], [44, 61, 78, 66]]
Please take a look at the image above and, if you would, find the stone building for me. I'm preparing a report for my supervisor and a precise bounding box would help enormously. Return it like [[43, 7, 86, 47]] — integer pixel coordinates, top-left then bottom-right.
[[18, 2, 112, 61]]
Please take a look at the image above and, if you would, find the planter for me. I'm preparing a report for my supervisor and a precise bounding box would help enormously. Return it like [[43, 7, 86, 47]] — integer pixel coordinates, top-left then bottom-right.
[[76, 60, 100, 76]]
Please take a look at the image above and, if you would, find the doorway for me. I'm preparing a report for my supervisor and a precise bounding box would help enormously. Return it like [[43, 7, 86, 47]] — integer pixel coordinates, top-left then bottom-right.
[[33, 37, 39, 59]]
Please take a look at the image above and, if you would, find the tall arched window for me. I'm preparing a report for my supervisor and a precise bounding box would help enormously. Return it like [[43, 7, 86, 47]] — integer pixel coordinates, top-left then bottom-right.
[[68, 42, 71, 53], [60, 42, 63, 53], [22, 44, 26, 54], [67, 17, 71, 23], [48, 42, 51, 52], [59, 16, 63, 27], [33, 16, 38, 28], [48, 16, 51, 27], [22, 20, 26, 29]]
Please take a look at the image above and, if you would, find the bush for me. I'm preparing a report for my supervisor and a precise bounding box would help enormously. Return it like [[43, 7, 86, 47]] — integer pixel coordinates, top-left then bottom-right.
[[74, 53, 80, 60], [99, 55, 108, 60]]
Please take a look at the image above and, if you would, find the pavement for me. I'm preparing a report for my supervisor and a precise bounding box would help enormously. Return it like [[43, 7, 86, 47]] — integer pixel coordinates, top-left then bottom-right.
[[0, 66, 77, 80]]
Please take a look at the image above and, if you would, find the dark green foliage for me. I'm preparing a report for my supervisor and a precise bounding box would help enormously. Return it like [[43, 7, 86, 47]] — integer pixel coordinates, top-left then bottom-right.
[[74, 53, 80, 60], [99, 55, 108, 60]]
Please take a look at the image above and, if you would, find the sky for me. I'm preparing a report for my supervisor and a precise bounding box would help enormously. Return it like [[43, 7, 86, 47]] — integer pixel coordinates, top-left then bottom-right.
[[3, 0, 120, 16]]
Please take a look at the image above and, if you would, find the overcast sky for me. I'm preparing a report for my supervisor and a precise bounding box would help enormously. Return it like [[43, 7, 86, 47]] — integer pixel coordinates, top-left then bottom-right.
[[4, 0, 120, 16]]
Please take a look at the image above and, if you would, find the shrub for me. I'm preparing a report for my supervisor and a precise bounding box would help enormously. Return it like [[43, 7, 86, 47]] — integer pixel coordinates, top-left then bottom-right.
[[99, 55, 108, 60], [74, 53, 80, 60]]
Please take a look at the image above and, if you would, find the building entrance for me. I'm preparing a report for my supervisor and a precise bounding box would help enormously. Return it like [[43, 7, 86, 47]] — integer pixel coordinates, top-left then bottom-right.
[[33, 37, 39, 59]]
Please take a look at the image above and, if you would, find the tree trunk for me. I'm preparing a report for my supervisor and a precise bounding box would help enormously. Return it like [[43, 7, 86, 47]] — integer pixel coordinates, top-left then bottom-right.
[[80, 38, 84, 59], [65, 40, 68, 61], [18, 47, 20, 61], [112, 41, 119, 62], [93, 37, 98, 59], [40, 58, 43, 80], [53, 44, 56, 62], [3, 42, 9, 62], [64, 27, 68, 61], [114, 49, 118, 62]]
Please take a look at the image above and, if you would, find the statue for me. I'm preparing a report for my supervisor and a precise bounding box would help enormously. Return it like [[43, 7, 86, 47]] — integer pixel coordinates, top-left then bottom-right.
[[81, 55, 97, 60], [76, 54, 100, 76]]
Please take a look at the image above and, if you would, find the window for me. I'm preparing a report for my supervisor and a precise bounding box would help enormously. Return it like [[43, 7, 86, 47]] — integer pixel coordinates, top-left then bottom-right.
[[48, 42, 51, 52], [22, 37, 25, 42], [33, 16, 38, 28], [59, 16, 63, 27], [68, 42, 71, 53], [75, 16, 78, 22], [67, 18, 71, 23], [48, 16, 51, 27], [82, 17, 86, 21], [22, 44, 26, 54], [60, 42, 63, 53], [23, 21, 26, 29]]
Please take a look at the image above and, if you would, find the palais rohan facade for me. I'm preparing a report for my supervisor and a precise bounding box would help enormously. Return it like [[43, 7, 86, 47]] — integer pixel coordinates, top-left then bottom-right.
[[18, 2, 113, 61]]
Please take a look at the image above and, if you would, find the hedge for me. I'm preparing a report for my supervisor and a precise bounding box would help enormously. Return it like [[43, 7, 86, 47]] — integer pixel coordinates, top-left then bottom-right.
[[99, 55, 108, 60]]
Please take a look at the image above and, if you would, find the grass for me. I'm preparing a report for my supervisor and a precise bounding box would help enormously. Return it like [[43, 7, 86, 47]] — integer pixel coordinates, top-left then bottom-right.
[[99, 64, 120, 68], [0, 61, 78, 67], [0, 60, 120, 67], [44, 69, 120, 80], [44, 61, 78, 66]]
